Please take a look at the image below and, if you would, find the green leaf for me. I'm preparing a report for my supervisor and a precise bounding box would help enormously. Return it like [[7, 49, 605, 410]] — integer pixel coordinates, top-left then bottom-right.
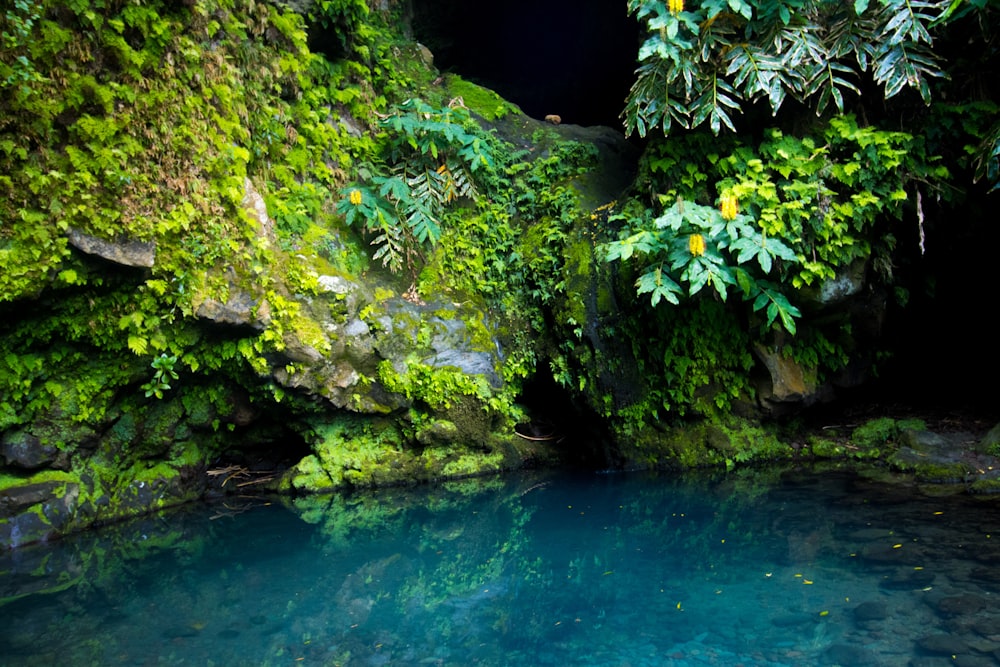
[[128, 335, 148, 355], [635, 267, 682, 306]]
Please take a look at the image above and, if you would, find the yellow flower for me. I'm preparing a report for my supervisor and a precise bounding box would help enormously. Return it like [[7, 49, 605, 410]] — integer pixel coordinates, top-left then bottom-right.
[[669, 0, 684, 15], [720, 193, 738, 221], [349, 189, 362, 206], [688, 233, 706, 257]]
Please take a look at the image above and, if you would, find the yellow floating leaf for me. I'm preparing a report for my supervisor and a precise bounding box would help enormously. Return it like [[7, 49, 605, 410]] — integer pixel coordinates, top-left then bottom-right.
[[819, 610, 829, 616]]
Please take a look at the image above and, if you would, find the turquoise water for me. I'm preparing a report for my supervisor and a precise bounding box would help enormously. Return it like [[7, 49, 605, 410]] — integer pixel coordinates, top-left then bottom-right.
[[3, 466, 1000, 666]]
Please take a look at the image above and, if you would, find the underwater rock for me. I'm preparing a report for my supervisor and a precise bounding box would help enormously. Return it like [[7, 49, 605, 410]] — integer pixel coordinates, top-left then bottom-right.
[[770, 612, 818, 628], [933, 593, 987, 618], [823, 642, 875, 666], [917, 633, 970, 655], [853, 600, 889, 623], [877, 568, 935, 589]]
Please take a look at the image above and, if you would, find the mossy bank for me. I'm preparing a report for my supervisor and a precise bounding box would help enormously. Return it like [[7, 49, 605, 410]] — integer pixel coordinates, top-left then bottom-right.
[[3, 0, 999, 549]]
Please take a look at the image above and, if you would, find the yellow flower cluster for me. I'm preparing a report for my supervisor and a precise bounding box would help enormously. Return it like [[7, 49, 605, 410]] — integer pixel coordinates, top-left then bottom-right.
[[720, 194, 738, 221], [668, 0, 684, 15], [349, 189, 362, 205], [688, 233, 706, 257]]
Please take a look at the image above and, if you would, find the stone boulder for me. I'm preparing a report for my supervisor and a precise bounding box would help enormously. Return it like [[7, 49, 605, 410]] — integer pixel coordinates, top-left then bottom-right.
[[66, 228, 156, 268]]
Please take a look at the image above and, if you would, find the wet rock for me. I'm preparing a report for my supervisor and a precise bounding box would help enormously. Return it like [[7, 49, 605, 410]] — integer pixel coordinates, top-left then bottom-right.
[[0, 511, 49, 549], [0, 481, 64, 516], [0, 431, 64, 470], [976, 422, 1000, 455], [770, 612, 818, 628], [823, 642, 874, 666], [194, 271, 271, 331], [891, 431, 977, 483], [853, 600, 889, 623], [933, 594, 987, 618], [917, 633, 970, 655], [799, 258, 866, 306], [878, 568, 935, 590]]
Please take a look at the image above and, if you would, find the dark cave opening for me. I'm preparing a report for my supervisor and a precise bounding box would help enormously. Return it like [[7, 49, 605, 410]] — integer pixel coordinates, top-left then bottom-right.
[[859, 184, 1000, 418], [411, 0, 641, 128]]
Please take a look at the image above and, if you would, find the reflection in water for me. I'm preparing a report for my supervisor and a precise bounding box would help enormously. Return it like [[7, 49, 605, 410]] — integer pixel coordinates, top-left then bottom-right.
[[3, 465, 1000, 666]]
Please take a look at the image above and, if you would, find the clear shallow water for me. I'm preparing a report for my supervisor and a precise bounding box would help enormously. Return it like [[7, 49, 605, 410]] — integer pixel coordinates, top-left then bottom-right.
[[3, 466, 1000, 666]]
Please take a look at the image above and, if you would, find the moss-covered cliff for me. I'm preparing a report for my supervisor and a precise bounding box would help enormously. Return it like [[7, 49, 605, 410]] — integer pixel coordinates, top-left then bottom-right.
[[2, 0, 998, 549]]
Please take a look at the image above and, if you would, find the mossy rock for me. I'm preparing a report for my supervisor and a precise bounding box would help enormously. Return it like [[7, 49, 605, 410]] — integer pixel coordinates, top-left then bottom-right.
[[442, 75, 521, 121]]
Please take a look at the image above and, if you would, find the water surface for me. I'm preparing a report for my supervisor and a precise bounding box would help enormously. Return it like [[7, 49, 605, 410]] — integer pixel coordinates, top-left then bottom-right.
[[3, 465, 1000, 666]]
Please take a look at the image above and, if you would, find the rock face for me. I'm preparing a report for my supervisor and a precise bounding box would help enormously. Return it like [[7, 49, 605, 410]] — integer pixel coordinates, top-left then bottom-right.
[[66, 228, 156, 268], [0, 174, 529, 549]]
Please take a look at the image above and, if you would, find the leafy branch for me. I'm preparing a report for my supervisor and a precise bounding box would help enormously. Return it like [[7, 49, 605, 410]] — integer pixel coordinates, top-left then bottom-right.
[[336, 99, 497, 276], [623, 0, 969, 138], [604, 196, 801, 334]]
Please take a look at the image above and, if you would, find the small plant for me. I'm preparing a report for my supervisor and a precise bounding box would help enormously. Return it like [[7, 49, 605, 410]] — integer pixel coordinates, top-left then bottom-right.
[[142, 353, 178, 399]]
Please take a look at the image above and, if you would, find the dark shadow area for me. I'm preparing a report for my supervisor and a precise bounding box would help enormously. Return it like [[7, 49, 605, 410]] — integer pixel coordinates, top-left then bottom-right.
[[869, 185, 1000, 419], [412, 0, 641, 127], [516, 371, 619, 470]]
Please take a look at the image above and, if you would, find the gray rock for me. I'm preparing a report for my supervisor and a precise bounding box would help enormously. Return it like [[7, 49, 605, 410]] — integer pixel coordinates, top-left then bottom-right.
[[823, 643, 875, 666], [853, 600, 889, 622], [66, 227, 156, 267], [917, 633, 969, 655], [799, 259, 866, 306], [0, 431, 60, 470], [933, 594, 987, 618], [194, 279, 271, 331], [0, 481, 64, 516]]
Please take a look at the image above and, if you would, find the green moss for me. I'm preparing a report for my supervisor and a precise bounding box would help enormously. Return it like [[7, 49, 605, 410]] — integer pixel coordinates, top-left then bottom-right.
[[969, 478, 1000, 494], [443, 75, 521, 121], [620, 418, 793, 470], [808, 435, 848, 458], [851, 418, 899, 449], [0, 469, 76, 491], [288, 454, 336, 493]]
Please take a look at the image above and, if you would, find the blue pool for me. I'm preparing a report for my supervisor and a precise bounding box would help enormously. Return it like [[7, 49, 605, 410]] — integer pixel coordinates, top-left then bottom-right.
[[2, 465, 999, 665]]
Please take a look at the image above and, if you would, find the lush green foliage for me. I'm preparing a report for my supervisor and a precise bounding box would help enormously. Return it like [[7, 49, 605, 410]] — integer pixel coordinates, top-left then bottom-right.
[[605, 197, 801, 333], [0, 0, 377, 430], [335, 99, 498, 276], [625, 0, 988, 132], [606, 114, 946, 335]]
